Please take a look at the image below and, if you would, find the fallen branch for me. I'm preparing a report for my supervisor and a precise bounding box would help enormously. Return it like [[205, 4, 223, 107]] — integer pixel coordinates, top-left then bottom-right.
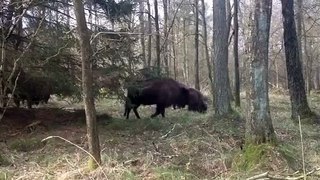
[[160, 123, 176, 139], [246, 167, 320, 180], [246, 172, 268, 180]]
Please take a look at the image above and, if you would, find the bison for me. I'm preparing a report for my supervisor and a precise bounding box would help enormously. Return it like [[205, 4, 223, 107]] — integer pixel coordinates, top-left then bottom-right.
[[124, 78, 207, 119], [11, 70, 53, 108]]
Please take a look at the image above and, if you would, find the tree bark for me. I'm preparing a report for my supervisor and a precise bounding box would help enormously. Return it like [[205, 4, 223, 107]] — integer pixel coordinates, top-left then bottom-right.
[[280, 0, 314, 121], [139, 0, 146, 67], [213, 0, 232, 115], [245, 0, 276, 145], [147, 0, 152, 67], [314, 66, 320, 90], [299, 2, 312, 95], [200, 0, 214, 97], [72, 0, 101, 168], [234, 0, 240, 107], [171, 25, 177, 80], [194, 0, 200, 90], [163, 0, 169, 75], [154, 0, 161, 75], [302, 19, 312, 95], [295, 0, 305, 88], [226, 0, 233, 101], [0, 0, 15, 107], [183, 19, 188, 83]]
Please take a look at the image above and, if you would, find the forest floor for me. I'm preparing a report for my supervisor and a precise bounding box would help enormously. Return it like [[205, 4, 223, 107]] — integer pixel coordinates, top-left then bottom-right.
[[0, 92, 320, 180]]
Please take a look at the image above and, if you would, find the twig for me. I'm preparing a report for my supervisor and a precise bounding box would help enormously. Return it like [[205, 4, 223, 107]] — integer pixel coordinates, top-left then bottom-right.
[[160, 123, 176, 139], [41, 42, 70, 65], [42, 136, 108, 178], [90, 31, 145, 44], [298, 115, 306, 180], [246, 172, 269, 180], [162, 154, 178, 159], [152, 141, 159, 153], [246, 168, 320, 180]]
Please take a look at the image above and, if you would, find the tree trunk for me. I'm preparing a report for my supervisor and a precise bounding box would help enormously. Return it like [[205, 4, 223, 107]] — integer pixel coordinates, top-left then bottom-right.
[[296, 0, 303, 59], [226, 0, 233, 101], [280, 0, 314, 121], [234, 0, 240, 107], [295, 0, 305, 88], [194, 0, 200, 90], [275, 60, 279, 88], [0, 0, 15, 108], [245, 0, 276, 145], [200, 0, 214, 98], [65, 0, 70, 26], [172, 25, 177, 80], [139, 0, 146, 67], [147, 0, 152, 67], [314, 66, 320, 90], [154, 0, 161, 75], [304, 42, 312, 95], [14, 0, 23, 50], [163, 0, 169, 75], [72, 0, 101, 168], [213, 0, 232, 115], [183, 19, 188, 83], [300, 7, 312, 95]]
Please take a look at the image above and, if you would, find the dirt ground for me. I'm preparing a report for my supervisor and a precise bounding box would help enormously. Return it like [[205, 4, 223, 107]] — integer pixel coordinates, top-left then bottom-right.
[[0, 94, 320, 179]]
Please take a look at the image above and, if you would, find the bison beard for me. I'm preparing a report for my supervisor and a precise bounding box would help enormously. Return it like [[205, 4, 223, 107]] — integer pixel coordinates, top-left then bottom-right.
[[124, 78, 207, 119]]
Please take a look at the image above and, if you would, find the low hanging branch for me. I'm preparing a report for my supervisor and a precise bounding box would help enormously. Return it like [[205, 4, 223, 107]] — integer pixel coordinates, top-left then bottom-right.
[[90, 31, 146, 44]]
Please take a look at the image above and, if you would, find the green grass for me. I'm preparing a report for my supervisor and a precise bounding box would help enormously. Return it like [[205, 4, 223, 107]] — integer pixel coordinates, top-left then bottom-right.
[[0, 171, 11, 180], [233, 143, 272, 171], [277, 143, 301, 170], [8, 138, 46, 152], [0, 155, 10, 167], [154, 167, 199, 180]]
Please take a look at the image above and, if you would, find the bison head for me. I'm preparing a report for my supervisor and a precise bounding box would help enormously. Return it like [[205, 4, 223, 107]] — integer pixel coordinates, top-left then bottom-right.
[[187, 88, 208, 113]]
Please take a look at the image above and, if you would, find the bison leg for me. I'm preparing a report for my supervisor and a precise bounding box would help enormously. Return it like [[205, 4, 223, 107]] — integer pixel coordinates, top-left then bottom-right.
[[160, 108, 165, 118], [133, 106, 140, 119], [151, 105, 165, 118], [27, 99, 32, 109], [126, 107, 131, 119], [172, 104, 176, 109], [13, 98, 20, 107], [124, 108, 128, 117]]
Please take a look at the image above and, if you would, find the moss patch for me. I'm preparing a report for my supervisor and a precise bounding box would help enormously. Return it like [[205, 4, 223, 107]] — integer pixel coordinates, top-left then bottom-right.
[[0, 154, 11, 167]]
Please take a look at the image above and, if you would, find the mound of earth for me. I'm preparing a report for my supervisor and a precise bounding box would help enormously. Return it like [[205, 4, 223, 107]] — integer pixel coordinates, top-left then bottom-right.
[[0, 107, 110, 139]]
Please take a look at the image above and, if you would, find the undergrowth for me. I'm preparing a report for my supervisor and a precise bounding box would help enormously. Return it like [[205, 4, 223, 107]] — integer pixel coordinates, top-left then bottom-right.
[[0, 93, 319, 179]]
